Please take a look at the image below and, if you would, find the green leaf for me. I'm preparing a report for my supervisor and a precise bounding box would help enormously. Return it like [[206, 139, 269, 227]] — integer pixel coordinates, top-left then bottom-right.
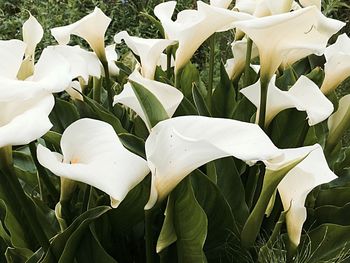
[[139, 12, 164, 37], [130, 80, 169, 128], [305, 66, 324, 87], [241, 156, 307, 247], [212, 62, 236, 118], [42, 206, 111, 262], [192, 84, 211, 117], [5, 247, 33, 263], [119, 133, 146, 159], [49, 98, 80, 133], [180, 62, 200, 100], [174, 96, 198, 116], [42, 131, 62, 150]]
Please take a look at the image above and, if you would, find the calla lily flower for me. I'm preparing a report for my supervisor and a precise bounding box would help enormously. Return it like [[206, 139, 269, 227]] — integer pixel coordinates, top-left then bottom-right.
[[240, 75, 334, 127], [17, 14, 44, 80], [235, 6, 344, 80], [210, 0, 232, 9], [0, 46, 71, 148], [327, 94, 350, 150], [154, 1, 252, 73], [144, 115, 281, 209], [234, 0, 293, 17], [275, 144, 336, 247], [37, 118, 150, 208], [114, 31, 175, 79], [0, 40, 27, 79], [105, 44, 119, 76], [321, 34, 350, 94], [113, 69, 183, 130], [225, 39, 259, 80], [51, 7, 111, 62]]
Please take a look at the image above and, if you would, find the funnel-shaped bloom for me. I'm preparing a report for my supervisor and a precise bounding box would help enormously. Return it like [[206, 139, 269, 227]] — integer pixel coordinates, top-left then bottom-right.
[[17, 14, 44, 80], [327, 94, 350, 150], [321, 34, 350, 94], [113, 69, 183, 130], [114, 31, 175, 79], [144, 115, 281, 209], [275, 145, 336, 247], [37, 118, 150, 208], [0, 45, 71, 147], [235, 6, 344, 80], [225, 39, 259, 80], [241, 75, 333, 127], [154, 1, 252, 73], [51, 7, 111, 61]]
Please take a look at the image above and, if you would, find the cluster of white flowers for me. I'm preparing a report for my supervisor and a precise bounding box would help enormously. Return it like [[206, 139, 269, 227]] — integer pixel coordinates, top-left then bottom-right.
[[1, 0, 350, 250]]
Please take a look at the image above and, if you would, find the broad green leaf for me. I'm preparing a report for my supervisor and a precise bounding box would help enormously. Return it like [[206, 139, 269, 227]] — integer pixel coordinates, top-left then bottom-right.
[[305, 66, 325, 87], [180, 62, 200, 100], [130, 80, 169, 128], [119, 133, 146, 159], [174, 96, 198, 116], [275, 67, 297, 91], [5, 247, 33, 263], [192, 84, 211, 117], [241, 157, 306, 247], [173, 177, 207, 263], [42, 131, 62, 150], [49, 98, 80, 133], [212, 62, 236, 118], [42, 206, 111, 262]]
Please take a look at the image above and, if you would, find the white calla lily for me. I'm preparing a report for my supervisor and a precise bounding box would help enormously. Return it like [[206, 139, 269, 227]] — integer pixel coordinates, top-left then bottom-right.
[[144, 115, 281, 209], [154, 1, 252, 73], [0, 40, 26, 79], [114, 31, 175, 79], [210, 0, 232, 8], [51, 7, 111, 61], [113, 69, 183, 130], [37, 118, 150, 208], [327, 94, 350, 150], [275, 145, 336, 247], [235, 6, 344, 80], [17, 14, 44, 80], [46, 45, 102, 84], [234, 0, 293, 17], [321, 34, 350, 94], [225, 39, 259, 80], [241, 75, 333, 127], [105, 44, 119, 76]]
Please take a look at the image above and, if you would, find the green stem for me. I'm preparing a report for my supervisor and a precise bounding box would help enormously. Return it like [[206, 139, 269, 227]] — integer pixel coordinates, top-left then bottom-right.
[[245, 166, 260, 209], [258, 76, 270, 130], [102, 61, 114, 110], [81, 185, 91, 213], [175, 68, 183, 90], [0, 146, 51, 252], [145, 209, 155, 263], [93, 77, 102, 103], [207, 34, 215, 111], [243, 38, 253, 87], [166, 46, 172, 80], [29, 142, 59, 201]]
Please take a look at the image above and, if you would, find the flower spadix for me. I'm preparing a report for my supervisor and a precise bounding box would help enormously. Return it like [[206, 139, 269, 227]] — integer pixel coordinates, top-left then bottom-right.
[[154, 1, 252, 73], [274, 145, 336, 247], [321, 34, 350, 94], [37, 118, 150, 208], [51, 7, 111, 62], [144, 116, 281, 209], [241, 75, 333, 127], [235, 6, 344, 80], [114, 31, 175, 79], [113, 69, 183, 130]]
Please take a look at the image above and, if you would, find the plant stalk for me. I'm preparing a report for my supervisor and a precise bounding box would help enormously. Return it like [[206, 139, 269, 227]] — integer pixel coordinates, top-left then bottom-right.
[[102, 61, 114, 110], [258, 76, 270, 130], [244, 38, 253, 87], [93, 76, 102, 103], [145, 209, 155, 263]]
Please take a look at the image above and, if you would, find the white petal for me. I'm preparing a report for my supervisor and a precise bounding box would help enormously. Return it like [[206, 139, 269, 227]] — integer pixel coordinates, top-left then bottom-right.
[[327, 94, 350, 148], [235, 6, 344, 79], [22, 14, 43, 58], [157, 53, 174, 71], [113, 69, 183, 130], [105, 44, 119, 76], [0, 40, 26, 79], [46, 45, 102, 83], [154, 1, 252, 73], [210, 0, 232, 9], [0, 94, 54, 148], [66, 81, 83, 101], [277, 145, 336, 246], [321, 34, 350, 94], [51, 7, 111, 60], [300, 0, 321, 9], [144, 116, 281, 209], [37, 118, 150, 207], [114, 31, 175, 79], [241, 75, 333, 126]]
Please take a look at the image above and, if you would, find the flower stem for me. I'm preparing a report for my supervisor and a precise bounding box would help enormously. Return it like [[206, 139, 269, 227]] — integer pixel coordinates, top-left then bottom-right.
[[0, 146, 51, 252], [145, 209, 155, 263], [102, 61, 114, 111], [207, 34, 215, 111], [244, 38, 253, 87], [258, 76, 270, 130], [93, 77, 102, 104], [166, 46, 172, 80], [29, 141, 59, 202]]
